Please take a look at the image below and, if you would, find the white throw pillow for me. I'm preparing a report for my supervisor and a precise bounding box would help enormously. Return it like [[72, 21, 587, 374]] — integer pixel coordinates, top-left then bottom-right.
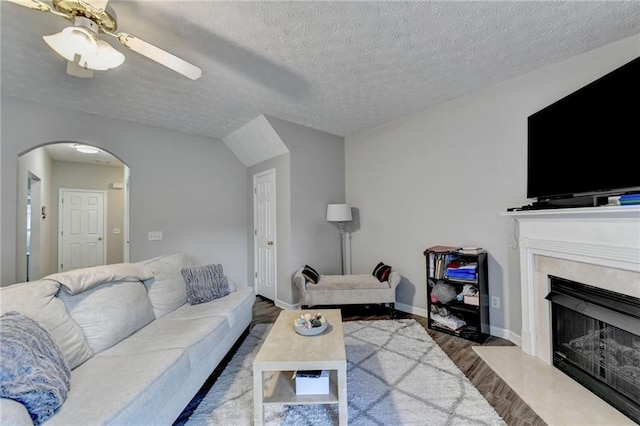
[[0, 280, 93, 370], [138, 253, 195, 318], [44, 263, 153, 295], [59, 281, 155, 355]]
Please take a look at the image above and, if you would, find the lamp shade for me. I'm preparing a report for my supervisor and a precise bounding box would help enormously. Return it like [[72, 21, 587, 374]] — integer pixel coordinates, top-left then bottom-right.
[[326, 204, 352, 222]]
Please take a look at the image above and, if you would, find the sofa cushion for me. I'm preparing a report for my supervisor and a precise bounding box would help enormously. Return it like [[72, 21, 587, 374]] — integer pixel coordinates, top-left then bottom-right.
[[168, 287, 255, 330], [0, 311, 71, 425], [44, 263, 153, 295], [45, 349, 190, 426], [182, 264, 230, 305], [0, 398, 33, 426], [372, 262, 392, 282], [59, 281, 155, 355], [0, 280, 93, 370], [302, 265, 320, 284], [102, 314, 229, 357], [139, 253, 195, 319], [311, 274, 390, 290]]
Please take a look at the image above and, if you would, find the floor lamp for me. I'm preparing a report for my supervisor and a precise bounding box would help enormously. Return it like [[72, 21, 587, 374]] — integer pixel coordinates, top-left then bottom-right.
[[326, 203, 352, 275]]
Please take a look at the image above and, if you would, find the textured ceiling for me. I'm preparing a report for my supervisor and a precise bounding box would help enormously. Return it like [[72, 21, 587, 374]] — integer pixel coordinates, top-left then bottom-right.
[[2, 1, 640, 140]]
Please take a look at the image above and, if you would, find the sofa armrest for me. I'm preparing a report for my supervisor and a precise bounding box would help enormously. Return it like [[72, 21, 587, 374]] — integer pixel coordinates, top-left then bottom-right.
[[1, 398, 33, 426], [293, 268, 307, 298], [388, 271, 401, 291]]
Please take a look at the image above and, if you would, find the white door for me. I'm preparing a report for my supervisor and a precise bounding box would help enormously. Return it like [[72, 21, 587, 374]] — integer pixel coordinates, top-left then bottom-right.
[[59, 189, 106, 272], [254, 169, 276, 301]]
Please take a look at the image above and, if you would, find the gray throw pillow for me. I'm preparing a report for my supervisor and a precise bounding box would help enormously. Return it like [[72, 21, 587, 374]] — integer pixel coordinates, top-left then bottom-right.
[[0, 311, 71, 425], [181, 264, 230, 305]]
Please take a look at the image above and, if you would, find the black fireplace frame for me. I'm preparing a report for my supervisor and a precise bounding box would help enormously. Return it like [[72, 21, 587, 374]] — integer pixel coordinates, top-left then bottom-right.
[[546, 276, 640, 424]]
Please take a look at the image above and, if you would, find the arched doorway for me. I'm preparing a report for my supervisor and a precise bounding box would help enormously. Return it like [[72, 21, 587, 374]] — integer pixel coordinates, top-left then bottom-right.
[[17, 142, 130, 281]]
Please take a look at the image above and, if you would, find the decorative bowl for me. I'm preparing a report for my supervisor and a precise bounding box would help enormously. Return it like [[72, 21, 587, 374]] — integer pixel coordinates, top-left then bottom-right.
[[294, 321, 328, 336], [293, 312, 328, 336]]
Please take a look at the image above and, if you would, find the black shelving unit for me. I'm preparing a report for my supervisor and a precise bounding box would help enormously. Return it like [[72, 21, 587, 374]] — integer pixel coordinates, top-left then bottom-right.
[[424, 247, 490, 343]]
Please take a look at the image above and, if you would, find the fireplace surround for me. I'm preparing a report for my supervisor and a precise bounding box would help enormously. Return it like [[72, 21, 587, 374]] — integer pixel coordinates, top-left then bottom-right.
[[504, 205, 640, 419]]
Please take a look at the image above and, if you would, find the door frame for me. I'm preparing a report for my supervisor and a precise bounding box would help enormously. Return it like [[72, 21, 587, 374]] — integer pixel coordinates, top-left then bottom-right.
[[58, 188, 108, 271], [26, 172, 42, 281], [253, 168, 277, 298]]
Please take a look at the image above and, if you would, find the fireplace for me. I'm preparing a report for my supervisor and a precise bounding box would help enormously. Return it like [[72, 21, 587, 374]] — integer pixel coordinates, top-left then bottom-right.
[[503, 205, 640, 421], [546, 276, 640, 423]]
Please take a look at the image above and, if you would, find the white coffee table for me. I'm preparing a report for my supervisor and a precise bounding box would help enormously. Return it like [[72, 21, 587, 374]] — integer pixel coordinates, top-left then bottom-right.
[[252, 309, 347, 425]]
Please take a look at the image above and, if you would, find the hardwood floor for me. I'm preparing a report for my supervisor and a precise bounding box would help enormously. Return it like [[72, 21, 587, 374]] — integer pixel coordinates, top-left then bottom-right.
[[175, 296, 546, 426]]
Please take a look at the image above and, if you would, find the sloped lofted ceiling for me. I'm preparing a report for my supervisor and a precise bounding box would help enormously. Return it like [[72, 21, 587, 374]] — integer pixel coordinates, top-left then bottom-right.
[[2, 1, 640, 141]]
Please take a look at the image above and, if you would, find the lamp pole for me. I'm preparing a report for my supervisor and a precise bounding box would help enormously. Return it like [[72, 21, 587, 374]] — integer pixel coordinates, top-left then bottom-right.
[[338, 221, 345, 275]]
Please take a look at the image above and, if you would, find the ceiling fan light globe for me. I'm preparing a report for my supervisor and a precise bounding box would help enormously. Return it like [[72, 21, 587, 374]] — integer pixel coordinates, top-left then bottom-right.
[[80, 40, 125, 70], [43, 26, 97, 62]]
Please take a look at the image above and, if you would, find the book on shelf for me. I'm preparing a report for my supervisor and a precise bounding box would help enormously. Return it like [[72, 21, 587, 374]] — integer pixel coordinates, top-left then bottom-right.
[[445, 260, 477, 281], [446, 277, 477, 284], [620, 193, 640, 201], [611, 193, 640, 205]]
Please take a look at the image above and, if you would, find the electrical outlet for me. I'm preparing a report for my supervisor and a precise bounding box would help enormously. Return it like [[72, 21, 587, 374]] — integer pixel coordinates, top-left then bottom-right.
[[148, 231, 163, 241], [491, 296, 501, 309]]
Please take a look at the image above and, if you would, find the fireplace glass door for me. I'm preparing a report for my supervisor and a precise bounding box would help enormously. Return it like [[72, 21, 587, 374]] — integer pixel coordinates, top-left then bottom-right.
[[546, 276, 640, 424]]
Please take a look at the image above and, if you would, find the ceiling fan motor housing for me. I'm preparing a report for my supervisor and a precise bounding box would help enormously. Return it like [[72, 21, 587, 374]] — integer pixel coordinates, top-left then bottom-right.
[[54, 0, 118, 32], [73, 15, 99, 34]]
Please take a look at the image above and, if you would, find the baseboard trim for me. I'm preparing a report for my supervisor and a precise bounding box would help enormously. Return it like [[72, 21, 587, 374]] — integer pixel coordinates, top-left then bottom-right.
[[275, 300, 520, 345], [395, 302, 427, 318], [489, 325, 521, 346], [274, 299, 298, 311]]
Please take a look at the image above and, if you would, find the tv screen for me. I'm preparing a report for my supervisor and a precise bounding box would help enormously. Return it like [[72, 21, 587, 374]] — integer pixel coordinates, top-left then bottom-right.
[[527, 56, 640, 201]]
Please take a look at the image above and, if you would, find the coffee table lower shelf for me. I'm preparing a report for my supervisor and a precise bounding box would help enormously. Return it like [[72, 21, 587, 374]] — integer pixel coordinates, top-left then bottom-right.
[[262, 370, 339, 405]]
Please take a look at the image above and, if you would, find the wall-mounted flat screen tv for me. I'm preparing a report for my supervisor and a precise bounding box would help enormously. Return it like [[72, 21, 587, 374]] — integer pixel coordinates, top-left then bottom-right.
[[527, 56, 640, 201]]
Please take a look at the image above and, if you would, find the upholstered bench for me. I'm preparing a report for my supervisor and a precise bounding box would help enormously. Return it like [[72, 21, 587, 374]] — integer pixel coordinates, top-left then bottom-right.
[[293, 268, 401, 318]]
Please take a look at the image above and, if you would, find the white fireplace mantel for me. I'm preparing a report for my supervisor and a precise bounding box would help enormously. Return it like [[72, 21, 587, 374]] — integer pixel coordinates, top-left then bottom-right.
[[501, 205, 640, 360]]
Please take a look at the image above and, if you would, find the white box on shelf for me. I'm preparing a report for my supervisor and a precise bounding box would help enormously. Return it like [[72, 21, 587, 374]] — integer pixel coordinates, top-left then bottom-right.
[[295, 370, 329, 395], [464, 295, 480, 306]]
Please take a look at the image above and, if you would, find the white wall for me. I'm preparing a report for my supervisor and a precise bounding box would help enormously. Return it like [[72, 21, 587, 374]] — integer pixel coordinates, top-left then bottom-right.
[[1, 97, 248, 286], [16, 148, 54, 281], [345, 34, 640, 341], [248, 117, 346, 307], [248, 153, 291, 306]]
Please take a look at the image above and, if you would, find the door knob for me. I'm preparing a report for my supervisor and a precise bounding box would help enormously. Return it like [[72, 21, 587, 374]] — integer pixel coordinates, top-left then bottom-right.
[[267, 240, 274, 246], [98, 237, 103, 241]]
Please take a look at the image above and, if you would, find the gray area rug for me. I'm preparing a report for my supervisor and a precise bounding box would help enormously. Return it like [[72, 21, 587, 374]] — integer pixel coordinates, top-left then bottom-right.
[[186, 319, 506, 425]]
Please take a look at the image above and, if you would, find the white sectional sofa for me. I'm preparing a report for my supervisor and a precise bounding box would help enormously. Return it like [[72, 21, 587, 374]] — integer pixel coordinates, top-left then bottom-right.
[[0, 253, 255, 425]]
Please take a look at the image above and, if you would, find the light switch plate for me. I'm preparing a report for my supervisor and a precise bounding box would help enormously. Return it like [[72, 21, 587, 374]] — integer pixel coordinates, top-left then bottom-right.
[[148, 231, 163, 241]]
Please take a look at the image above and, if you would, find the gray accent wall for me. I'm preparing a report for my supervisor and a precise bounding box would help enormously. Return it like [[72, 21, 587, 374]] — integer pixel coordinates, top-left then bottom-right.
[[248, 117, 345, 306], [1, 97, 248, 287], [16, 148, 54, 282], [247, 154, 291, 306], [345, 34, 640, 342]]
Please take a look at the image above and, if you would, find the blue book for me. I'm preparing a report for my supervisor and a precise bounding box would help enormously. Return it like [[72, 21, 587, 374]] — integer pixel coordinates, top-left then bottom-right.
[[620, 193, 640, 201]]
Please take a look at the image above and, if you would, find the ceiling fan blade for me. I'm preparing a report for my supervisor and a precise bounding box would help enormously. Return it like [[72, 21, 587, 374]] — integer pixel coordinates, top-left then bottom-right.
[[115, 33, 202, 80], [4, 0, 52, 12]]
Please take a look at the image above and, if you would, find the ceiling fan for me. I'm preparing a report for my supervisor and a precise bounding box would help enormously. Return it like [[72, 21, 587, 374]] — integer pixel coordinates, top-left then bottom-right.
[[6, 0, 202, 80]]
